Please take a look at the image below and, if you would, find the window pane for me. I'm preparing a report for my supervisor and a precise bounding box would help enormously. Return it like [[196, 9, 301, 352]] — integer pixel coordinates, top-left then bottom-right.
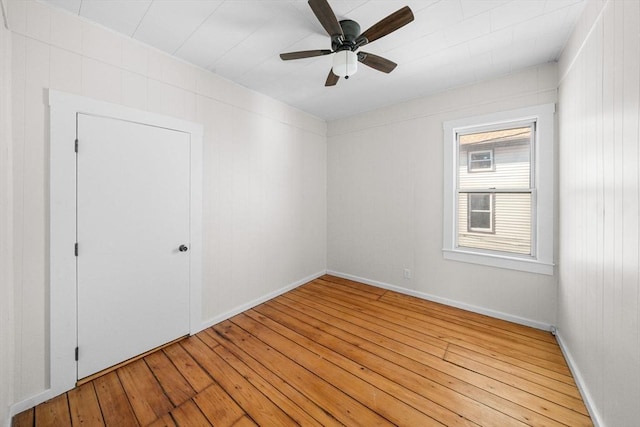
[[471, 152, 491, 161], [470, 193, 490, 210], [472, 160, 492, 170], [469, 212, 491, 229], [459, 127, 531, 189], [458, 192, 531, 255]]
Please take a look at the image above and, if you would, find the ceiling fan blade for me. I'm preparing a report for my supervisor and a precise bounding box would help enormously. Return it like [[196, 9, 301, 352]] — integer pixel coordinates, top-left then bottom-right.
[[280, 50, 333, 60], [325, 69, 339, 86], [308, 0, 344, 38], [359, 6, 414, 44], [357, 52, 397, 73]]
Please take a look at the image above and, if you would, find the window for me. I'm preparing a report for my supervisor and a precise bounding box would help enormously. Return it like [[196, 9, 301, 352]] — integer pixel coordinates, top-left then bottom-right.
[[468, 193, 493, 232], [443, 104, 555, 275], [458, 125, 532, 254], [468, 150, 494, 172]]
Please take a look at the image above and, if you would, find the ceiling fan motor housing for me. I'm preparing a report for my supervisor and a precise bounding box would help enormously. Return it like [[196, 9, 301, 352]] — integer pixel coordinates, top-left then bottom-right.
[[332, 19, 362, 51]]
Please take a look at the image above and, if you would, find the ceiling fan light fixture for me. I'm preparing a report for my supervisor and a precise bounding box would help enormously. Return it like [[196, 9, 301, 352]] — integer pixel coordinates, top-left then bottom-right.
[[332, 50, 357, 78]]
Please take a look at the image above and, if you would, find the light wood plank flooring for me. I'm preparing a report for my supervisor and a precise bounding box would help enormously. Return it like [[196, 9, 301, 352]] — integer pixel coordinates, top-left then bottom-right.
[[13, 275, 592, 426]]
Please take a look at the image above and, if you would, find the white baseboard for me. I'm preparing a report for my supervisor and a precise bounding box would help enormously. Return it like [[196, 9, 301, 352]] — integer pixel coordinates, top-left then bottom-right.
[[326, 270, 553, 331], [9, 389, 55, 423], [8, 270, 326, 421], [555, 331, 603, 427], [199, 270, 326, 331]]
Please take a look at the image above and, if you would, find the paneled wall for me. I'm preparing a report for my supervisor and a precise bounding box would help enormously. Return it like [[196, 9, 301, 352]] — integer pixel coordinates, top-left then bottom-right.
[[7, 0, 326, 405], [557, 0, 640, 425], [1, 0, 15, 424], [327, 63, 558, 328]]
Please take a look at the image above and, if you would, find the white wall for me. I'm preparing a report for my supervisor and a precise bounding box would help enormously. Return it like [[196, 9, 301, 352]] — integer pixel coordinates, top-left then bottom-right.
[[557, 0, 640, 425], [327, 63, 558, 328], [7, 0, 326, 406], [0, 0, 15, 425]]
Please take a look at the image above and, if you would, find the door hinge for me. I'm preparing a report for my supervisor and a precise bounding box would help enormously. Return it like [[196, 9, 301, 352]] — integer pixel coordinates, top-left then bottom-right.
[[75, 347, 79, 361], [74, 243, 78, 256], [74, 139, 78, 153]]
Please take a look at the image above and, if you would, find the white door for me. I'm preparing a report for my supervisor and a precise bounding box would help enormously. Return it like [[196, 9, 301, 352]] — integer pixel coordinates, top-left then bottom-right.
[[76, 114, 191, 379]]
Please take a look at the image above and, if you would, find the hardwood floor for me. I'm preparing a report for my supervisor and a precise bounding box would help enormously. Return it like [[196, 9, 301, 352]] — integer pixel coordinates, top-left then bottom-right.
[[13, 275, 592, 426]]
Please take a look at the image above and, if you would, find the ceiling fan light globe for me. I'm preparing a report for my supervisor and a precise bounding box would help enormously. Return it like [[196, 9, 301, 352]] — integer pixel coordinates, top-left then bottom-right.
[[332, 50, 357, 77]]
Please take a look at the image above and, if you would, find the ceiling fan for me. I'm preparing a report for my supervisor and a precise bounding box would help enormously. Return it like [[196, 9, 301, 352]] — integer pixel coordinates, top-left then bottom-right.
[[279, 0, 414, 86]]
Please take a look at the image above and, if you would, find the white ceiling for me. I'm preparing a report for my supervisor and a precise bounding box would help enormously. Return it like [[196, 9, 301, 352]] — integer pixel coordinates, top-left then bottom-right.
[[40, 0, 586, 120]]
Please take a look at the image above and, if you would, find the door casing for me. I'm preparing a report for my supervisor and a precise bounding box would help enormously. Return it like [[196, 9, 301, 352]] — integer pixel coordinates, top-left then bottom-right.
[[48, 90, 203, 400]]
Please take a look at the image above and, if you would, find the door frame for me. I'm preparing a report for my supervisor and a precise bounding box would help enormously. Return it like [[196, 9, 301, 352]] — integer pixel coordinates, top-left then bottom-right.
[[48, 90, 203, 398]]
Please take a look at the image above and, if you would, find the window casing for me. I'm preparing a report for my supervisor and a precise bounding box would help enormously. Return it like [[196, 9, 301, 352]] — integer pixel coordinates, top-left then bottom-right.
[[443, 104, 555, 275]]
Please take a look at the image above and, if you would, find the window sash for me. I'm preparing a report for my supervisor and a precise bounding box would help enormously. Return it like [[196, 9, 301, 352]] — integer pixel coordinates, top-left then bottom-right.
[[457, 191, 535, 255], [457, 123, 535, 191]]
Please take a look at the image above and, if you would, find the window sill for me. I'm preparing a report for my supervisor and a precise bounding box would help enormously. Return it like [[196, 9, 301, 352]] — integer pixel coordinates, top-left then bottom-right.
[[442, 249, 554, 275]]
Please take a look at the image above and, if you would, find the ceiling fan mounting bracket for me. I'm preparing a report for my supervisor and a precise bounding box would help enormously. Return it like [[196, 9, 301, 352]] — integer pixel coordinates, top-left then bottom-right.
[[330, 34, 344, 49]]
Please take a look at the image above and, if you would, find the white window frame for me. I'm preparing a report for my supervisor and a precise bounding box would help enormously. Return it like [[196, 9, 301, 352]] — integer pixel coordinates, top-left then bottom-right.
[[468, 149, 494, 172], [443, 104, 555, 275]]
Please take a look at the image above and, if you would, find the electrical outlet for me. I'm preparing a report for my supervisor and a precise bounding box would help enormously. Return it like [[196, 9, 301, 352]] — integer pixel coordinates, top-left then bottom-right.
[[403, 268, 412, 279]]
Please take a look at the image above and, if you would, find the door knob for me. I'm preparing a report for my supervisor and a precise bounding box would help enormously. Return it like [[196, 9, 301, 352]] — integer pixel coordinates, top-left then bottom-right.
[[179, 245, 189, 252]]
